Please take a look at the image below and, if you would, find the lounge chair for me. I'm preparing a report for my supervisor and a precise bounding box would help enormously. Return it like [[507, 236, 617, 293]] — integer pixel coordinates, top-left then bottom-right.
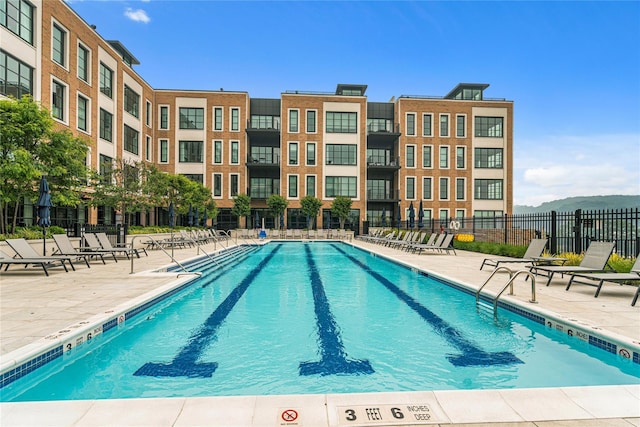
[[480, 239, 549, 270], [81, 233, 121, 262], [94, 232, 146, 257], [530, 241, 616, 286], [5, 239, 76, 273], [50, 234, 98, 266], [412, 233, 446, 254], [566, 257, 640, 305], [0, 249, 69, 276]]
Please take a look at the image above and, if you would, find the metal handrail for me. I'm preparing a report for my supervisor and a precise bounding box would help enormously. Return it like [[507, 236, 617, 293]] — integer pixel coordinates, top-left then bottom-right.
[[492, 270, 538, 315], [129, 235, 190, 274], [475, 266, 514, 303]]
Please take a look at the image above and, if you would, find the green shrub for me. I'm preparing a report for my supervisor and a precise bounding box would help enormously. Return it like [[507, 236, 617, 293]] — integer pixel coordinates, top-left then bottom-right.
[[0, 225, 66, 241]]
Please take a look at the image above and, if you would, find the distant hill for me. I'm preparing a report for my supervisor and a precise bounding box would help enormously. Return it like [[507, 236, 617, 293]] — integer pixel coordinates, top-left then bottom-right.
[[514, 195, 640, 214]]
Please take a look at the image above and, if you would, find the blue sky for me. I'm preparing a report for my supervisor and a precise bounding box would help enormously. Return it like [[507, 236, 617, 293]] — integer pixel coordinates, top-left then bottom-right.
[[68, 0, 640, 206]]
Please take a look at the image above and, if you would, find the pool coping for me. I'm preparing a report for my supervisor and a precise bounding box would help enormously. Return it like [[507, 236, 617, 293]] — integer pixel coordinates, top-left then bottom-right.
[[1, 240, 639, 426]]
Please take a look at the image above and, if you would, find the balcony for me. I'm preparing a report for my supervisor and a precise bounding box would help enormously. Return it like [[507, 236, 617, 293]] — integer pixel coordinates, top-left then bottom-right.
[[367, 189, 400, 202], [366, 156, 401, 171], [367, 122, 401, 145], [246, 118, 280, 144], [246, 155, 280, 170]]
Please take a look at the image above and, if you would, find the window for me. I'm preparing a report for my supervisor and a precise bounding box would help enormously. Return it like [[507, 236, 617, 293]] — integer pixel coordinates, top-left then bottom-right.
[[367, 148, 391, 166], [99, 108, 112, 141], [367, 179, 392, 199], [77, 94, 88, 132], [406, 145, 415, 168], [406, 177, 415, 199], [288, 175, 298, 198], [99, 63, 113, 98], [124, 125, 139, 155], [456, 115, 466, 137], [423, 177, 432, 199], [77, 44, 89, 82], [179, 107, 203, 129], [51, 80, 65, 121], [213, 140, 222, 164], [230, 174, 239, 197], [474, 148, 503, 168], [475, 117, 503, 137], [306, 175, 316, 197], [183, 174, 203, 184], [326, 112, 357, 133], [250, 114, 280, 129], [326, 144, 357, 165], [439, 177, 449, 200], [439, 146, 449, 168], [289, 109, 299, 133], [159, 139, 168, 163], [439, 209, 449, 220], [250, 177, 280, 198], [145, 100, 151, 127], [456, 178, 465, 200], [52, 23, 66, 66], [124, 85, 140, 118], [251, 146, 280, 164], [99, 154, 113, 183], [439, 114, 449, 137], [0, 50, 33, 98], [288, 142, 298, 165], [406, 113, 416, 136], [230, 141, 239, 164], [306, 143, 316, 166], [214, 107, 223, 130], [422, 145, 432, 168], [145, 136, 152, 161], [159, 106, 168, 129], [306, 110, 316, 133], [367, 118, 392, 132], [475, 179, 503, 200], [325, 176, 357, 198], [230, 108, 239, 131], [423, 113, 432, 136], [456, 146, 465, 168], [179, 140, 203, 163], [213, 174, 222, 197], [1, 0, 34, 44]]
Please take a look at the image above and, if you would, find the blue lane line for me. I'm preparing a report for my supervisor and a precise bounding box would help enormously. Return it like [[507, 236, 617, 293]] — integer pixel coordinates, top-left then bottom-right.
[[134, 245, 282, 378], [332, 245, 522, 367], [299, 244, 374, 376]]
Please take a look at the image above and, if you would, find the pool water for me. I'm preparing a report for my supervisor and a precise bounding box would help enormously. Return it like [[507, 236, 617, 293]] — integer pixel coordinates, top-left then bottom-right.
[[2, 242, 638, 402]]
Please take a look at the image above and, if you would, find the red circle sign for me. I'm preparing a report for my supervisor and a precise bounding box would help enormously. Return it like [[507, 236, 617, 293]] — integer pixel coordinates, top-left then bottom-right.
[[281, 409, 298, 422]]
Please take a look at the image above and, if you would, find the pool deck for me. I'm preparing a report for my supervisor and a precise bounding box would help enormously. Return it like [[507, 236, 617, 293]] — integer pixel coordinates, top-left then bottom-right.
[[1, 236, 639, 426]]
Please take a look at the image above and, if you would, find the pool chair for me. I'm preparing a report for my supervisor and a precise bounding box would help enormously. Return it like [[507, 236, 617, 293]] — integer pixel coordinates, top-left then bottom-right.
[[530, 241, 616, 286], [80, 233, 123, 262], [480, 238, 549, 270], [4, 239, 77, 274], [0, 249, 70, 276], [50, 234, 98, 266], [566, 257, 640, 305], [412, 233, 446, 254], [94, 232, 146, 257]]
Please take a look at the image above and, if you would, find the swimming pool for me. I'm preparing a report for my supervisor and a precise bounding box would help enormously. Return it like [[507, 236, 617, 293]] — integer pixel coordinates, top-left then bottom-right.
[[1, 242, 638, 402]]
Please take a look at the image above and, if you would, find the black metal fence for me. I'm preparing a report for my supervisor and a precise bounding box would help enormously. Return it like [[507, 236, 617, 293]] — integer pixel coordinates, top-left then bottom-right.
[[66, 223, 128, 246], [460, 208, 639, 258]]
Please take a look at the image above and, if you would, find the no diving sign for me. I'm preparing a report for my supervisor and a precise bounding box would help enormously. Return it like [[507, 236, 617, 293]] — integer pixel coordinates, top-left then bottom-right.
[[279, 408, 301, 426]]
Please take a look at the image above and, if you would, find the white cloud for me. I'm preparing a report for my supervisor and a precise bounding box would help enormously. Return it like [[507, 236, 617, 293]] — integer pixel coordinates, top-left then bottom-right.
[[514, 133, 640, 206], [124, 7, 150, 23]]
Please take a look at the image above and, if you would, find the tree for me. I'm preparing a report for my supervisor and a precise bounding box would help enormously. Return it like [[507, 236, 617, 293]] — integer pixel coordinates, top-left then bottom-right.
[[331, 196, 352, 229], [300, 195, 323, 229], [0, 95, 90, 233], [232, 193, 251, 228], [266, 194, 288, 229]]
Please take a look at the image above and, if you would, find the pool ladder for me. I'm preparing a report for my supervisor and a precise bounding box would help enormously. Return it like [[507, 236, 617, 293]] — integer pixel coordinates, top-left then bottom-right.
[[475, 266, 537, 318]]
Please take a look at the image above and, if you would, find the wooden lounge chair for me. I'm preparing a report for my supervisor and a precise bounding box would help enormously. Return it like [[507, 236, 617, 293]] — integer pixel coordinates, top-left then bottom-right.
[[480, 239, 549, 270], [4, 239, 76, 273], [566, 257, 640, 305], [530, 241, 616, 286], [0, 249, 69, 276]]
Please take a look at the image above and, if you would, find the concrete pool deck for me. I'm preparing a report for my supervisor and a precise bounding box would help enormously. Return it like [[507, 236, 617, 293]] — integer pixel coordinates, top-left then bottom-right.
[[1, 236, 639, 426]]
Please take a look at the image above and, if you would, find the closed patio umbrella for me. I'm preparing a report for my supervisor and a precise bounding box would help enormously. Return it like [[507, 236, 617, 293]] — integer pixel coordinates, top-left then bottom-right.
[[381, 207, 386, 227], [36, 177, 53, 255], [255, 211, 260, 228], [202, 208, 207, 227], [418, 200, 424, 228], [396, 204, 401, 229], [195, 207, 199, 228], [168, 202, 175, 227], [188, 204, 193, 226], [408, 202, 415, 229]]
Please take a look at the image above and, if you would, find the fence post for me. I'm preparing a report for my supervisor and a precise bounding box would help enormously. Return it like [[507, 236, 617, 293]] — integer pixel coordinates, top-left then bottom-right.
[[574, 209, 582, 254], [503, 213, 508, 244], [550, 211, 557, 254]]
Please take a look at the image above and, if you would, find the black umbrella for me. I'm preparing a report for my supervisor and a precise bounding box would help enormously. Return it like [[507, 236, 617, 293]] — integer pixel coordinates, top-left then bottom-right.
[[195, 207, 200, 228], [396, 204, 401, 229], [418, 200, 424, 228], [408, 201, 415, 229], [254, 211, 260, 228], [168, 202, 175, 227], [202, 208, 208, 227], [280, 213, 284, 229], [188, 204, 193, 226], [36, 177, 53, 255], [381, 207, 386, 227]]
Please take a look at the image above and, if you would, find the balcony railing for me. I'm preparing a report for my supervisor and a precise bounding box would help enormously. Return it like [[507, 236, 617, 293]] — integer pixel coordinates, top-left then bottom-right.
[[366, 156, 400, 168], [367, 189, 399, 201], [247, 155, 280, 166]]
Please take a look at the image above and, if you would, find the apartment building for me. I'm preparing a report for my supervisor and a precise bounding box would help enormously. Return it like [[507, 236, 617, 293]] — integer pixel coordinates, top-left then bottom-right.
[[1, 0, 513, 232]]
